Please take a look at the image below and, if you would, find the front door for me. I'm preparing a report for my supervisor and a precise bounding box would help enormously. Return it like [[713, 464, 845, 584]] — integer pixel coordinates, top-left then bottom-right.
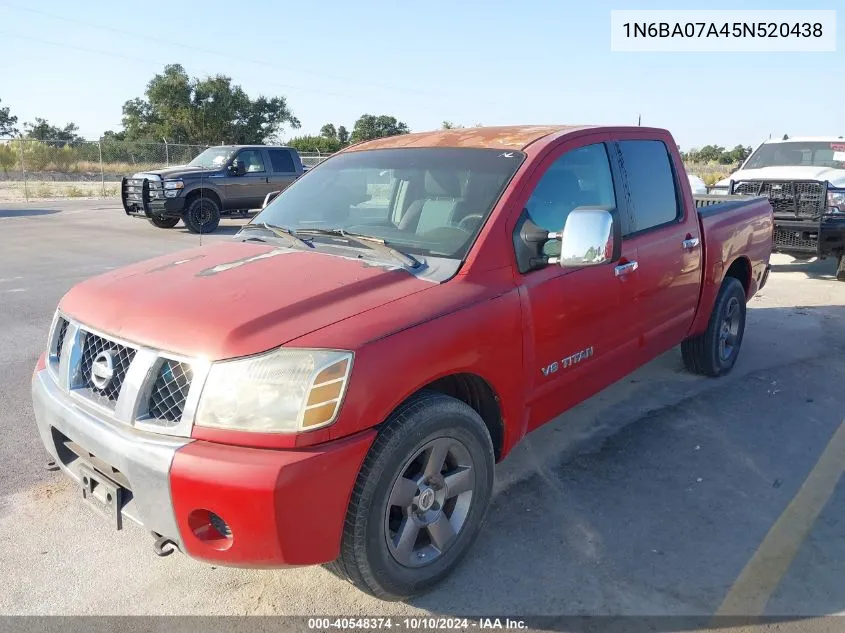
[[517, 138, 641, 432], [228, 149, 276, 209]]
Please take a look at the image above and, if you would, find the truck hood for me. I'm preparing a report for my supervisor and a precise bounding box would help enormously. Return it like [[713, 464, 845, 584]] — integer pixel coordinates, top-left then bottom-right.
[[131, 165, 222, 180], [717, 166, 845, 188], [58, 241, 433, 360]]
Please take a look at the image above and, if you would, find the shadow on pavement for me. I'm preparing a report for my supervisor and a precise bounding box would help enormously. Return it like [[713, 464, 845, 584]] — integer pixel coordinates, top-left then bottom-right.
[[0, 208, 60, 218], [175, 225, 246, 237], [771, 256, 838, 280], [407, 305, 845, 630]]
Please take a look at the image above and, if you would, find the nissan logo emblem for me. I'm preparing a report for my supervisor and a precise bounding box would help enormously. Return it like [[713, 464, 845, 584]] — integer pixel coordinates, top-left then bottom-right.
[[90, 350, 116, 390]]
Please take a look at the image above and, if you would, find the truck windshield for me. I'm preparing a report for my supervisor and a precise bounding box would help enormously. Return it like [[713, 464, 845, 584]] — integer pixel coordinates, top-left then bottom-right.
[[188, 147, 236, 169], [744, 141, 845, 169], [251, 147, 525, 260]]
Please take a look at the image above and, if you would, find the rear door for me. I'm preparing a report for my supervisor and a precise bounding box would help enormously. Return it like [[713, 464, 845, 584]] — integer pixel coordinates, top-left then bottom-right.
[[228, 148, 276, 209], [612, 137, 703, 359], [267, 148, 302, 196], [517, 136, 641, 432]]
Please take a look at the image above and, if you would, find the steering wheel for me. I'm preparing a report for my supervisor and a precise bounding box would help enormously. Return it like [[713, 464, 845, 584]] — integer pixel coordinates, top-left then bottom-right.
[[457, 214, 484, 232]]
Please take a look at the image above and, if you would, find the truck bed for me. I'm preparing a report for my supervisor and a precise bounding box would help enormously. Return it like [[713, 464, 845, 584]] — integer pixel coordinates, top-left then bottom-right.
[[692, 194, 774, 330]]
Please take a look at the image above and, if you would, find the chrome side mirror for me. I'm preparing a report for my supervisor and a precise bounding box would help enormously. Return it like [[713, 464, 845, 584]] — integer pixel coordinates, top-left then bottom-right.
[[554, 207, 617, 268]]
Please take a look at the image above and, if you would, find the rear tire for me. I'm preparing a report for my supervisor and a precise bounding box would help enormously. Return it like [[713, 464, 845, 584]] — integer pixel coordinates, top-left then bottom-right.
[[328, 391, 495, 601], [681, 277, 747, 377], [183, 197, 221, 234], [148, 215, 179, 229]]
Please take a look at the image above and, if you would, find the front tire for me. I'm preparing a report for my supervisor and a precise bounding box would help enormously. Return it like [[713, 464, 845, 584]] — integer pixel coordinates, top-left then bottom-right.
[[329, 392, 495, 600], [681, 277, 747, 377], [148, 215, 180, 229], [183, 197, 221, 234]]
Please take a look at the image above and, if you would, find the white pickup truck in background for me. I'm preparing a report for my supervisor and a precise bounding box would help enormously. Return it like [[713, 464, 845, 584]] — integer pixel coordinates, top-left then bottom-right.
[[709, 136, 845, 281]]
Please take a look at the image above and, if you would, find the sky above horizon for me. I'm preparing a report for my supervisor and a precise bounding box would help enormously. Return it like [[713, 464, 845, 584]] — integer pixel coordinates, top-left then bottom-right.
[[0, 0, 841, 151]]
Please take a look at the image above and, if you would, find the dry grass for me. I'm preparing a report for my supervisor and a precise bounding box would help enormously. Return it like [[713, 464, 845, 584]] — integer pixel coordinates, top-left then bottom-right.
[[0, 180, 120, 202], [684, 163, 736, 186]]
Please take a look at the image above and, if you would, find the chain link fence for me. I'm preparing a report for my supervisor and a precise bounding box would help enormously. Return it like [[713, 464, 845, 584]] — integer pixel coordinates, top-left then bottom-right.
[[0, 137, 331, 202]]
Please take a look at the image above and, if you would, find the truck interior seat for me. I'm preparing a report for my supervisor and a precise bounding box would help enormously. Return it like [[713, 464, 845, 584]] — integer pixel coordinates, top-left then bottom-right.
[[398, 170, 463, 234]]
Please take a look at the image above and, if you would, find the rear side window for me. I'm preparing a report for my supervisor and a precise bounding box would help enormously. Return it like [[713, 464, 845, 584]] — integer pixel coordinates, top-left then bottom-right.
[[269, 149, 296, 173], [617, 140, 679, 234]]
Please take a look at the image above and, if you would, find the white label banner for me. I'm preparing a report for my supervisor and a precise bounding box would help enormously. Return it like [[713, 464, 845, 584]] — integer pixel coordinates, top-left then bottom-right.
[[610, 10, 837, 52]]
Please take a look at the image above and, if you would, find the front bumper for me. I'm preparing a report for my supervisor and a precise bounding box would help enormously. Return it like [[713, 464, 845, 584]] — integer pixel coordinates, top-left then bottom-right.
[[31, 366, 375, 567], [774, 217, 845, 257], [121, 176, 185, 219]]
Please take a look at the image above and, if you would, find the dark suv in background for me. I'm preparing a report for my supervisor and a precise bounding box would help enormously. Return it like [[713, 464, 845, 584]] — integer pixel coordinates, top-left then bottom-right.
[[121, 145, 305, 233]]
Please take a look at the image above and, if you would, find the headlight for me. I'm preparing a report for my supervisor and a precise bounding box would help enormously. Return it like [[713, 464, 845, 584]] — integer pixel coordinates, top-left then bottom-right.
[[163, 179, 184, 190], [827, 190, 845, 214], [194, 348, 353, 433]]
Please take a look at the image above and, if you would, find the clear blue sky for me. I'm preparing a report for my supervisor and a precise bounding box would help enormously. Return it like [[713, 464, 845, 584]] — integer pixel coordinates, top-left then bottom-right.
[[0, 0, 841, 150]]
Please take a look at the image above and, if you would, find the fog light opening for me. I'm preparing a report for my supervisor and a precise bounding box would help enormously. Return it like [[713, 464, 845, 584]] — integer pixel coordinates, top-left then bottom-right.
[[187, 509, 233, 551]]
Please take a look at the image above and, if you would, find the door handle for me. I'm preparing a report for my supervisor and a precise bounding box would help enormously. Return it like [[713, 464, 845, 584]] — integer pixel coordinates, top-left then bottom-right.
[[682, 237, 700, 249], [614, 261, 639, 277]]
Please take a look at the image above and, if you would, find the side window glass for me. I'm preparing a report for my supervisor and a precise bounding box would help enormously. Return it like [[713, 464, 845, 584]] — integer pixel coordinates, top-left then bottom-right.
[[237, 150, 266, 173], [617, 140, 679, 233], [525, 143, 616, 256], [268, 149, 295, 173]]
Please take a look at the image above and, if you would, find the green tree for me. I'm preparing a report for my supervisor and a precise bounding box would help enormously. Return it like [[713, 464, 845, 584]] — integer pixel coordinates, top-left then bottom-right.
[[121, 64, 299, 144], [0, 98, 18, 136], [441, 121, 464, 130], [722, 144, 752, 165], [696, 144, 726, 163], [350, 114, 409, 142], [287, 135, 343, 154], [337, 125, 349, 145], [23, 118, 83, 143], [320, 123, 337, 139]]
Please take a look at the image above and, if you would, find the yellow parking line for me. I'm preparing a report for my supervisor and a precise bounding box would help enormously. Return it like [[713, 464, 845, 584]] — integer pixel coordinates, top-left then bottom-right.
[[714, 417, 845, 616]]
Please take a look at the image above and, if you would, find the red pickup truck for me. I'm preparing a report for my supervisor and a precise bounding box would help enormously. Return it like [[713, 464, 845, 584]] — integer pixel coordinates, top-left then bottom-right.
[[32, 125, 773, 600]]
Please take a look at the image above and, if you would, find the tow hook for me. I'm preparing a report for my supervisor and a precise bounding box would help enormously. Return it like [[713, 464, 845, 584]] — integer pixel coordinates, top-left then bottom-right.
[[152, 534, 179, 557]]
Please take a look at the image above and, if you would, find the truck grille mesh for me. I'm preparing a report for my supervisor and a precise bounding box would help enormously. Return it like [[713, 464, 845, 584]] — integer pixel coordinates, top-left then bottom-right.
[[732, 181, 826, 220], [77, 333, 137, 407], [774, 226, 818, 252], [148, 360, 193, 424], [54, 317, 69, 362]]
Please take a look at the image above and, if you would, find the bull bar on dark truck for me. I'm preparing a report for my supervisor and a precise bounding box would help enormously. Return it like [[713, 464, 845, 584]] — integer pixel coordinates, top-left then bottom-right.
[[718, 179, 845, 262], [121, 176, 183, 219]]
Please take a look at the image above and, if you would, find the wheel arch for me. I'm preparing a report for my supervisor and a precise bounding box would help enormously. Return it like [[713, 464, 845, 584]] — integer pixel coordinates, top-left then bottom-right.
[[723, 256, 752, 298], [183, 186, 222, 211], [385, 372, 506, 463]]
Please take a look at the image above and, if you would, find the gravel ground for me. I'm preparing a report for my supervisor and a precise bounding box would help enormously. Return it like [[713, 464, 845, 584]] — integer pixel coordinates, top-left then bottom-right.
[[1, 200, 844, 628]]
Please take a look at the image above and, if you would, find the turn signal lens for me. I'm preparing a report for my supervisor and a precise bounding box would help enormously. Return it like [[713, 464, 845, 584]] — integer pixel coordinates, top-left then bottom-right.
[[301, 358, 351, 429]]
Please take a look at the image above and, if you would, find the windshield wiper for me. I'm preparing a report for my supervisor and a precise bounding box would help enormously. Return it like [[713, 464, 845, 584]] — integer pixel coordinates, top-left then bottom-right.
[[295, 228, 421, 268], [238, 222, 314, 249]]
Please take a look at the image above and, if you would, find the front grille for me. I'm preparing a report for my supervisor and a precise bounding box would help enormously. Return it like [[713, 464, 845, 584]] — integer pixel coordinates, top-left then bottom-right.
[[76, 333, 137, 408], [148, 360, 193, 424], [733, 180, 827, 220], [55, 317, 69, 361], [45, 315, 200, 436], [774, 226, 819, 253]]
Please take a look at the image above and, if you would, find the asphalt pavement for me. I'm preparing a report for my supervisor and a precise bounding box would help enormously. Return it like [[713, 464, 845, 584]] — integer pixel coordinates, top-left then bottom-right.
[[0, 199, 843, 627]]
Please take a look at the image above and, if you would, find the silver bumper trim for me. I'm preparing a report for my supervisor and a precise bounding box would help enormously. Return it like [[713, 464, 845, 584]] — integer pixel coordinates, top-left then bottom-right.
[[32, 369, 188, 547]]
